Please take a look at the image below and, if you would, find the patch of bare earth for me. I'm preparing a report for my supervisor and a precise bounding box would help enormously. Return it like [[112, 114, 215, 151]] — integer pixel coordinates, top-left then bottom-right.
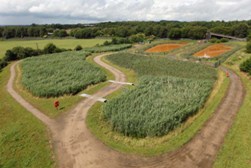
[[146, 43, 187, 53]]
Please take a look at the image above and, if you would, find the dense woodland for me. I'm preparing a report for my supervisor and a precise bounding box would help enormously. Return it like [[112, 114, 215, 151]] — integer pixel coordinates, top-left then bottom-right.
[[0, 20, 251, 39]]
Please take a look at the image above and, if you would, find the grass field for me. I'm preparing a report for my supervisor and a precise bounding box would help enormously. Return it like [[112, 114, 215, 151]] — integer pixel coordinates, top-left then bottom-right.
[[0, 64, 54, 168], [87, 54, 229, 155], [21, 51, 106, 97], [214, 48, 251, 168], [0, 38, 109, 59]]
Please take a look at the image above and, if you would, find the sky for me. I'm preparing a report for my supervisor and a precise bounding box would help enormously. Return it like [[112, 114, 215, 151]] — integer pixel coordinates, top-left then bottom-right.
[[0, 0, 250, 25]]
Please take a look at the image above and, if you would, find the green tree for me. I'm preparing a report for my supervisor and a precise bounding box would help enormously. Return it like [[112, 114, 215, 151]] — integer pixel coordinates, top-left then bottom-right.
[[54, 30, 68, 37], [247, 34, 251, 41], [4, 50, 17, 61], [181, 27, 191, 38], [233, 23, 249, 38], [144, 26, 154, 36], [188, 26, 207, 39], [43, 43, 58, 54], [168, 28, 182, 39], [210, 26, 232, 35], [0, 28, 3, 38], [74, 45, 83, 51], [103, 41, 110, 46], [129, 33, 146, 43], [247, 41, 251, 53], [2, 27, 15, 39], [0, 59, 8, 69], [158, 27, 168, 38], [240, 57, 251, 72], [39, 27, 47, 37]]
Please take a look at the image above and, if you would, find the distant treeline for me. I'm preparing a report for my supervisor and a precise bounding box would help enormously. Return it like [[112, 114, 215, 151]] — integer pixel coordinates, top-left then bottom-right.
[[1, 20, 250, 39]]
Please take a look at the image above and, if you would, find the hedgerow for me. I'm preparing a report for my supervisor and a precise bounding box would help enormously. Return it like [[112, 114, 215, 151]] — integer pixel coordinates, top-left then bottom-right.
[[84, 44, 132, 53], [21, 51, 106, 98]]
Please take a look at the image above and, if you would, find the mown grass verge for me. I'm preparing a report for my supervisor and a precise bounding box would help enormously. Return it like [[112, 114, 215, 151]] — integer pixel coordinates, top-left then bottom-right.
[[86, 55, 229, 156], [0, 64, 54, 168], [214, 48, 251, 168]]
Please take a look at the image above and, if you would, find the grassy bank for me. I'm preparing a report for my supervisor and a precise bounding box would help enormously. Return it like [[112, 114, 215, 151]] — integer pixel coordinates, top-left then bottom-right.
[[0, 64, 54, 168], [214, 49, 251, 168]]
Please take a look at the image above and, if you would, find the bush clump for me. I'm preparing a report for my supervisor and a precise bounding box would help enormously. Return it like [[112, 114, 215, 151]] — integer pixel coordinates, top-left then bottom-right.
[[0, 59, 7, 70], [240, 58, 251, 75], [209, 38, 229, 43], [246, 41, 251, 53], [74, 45, 83, 51]]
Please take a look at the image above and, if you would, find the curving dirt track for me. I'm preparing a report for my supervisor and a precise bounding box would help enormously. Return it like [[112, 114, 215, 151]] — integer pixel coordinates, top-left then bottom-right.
[[7, 54, 244, 168]]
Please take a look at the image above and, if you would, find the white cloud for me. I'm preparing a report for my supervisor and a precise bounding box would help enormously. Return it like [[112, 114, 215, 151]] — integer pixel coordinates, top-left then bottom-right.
[[0, 0, 250, 25]]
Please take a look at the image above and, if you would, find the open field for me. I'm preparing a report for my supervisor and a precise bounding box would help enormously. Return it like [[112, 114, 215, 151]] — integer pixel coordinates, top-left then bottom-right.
[[21, 51, 106, 97], [0, 64, 54, 168], [145, 43, 187, 53], [214, 48, 251, 168], [0, 38, 109, 59], [194, 44, 232, 58]]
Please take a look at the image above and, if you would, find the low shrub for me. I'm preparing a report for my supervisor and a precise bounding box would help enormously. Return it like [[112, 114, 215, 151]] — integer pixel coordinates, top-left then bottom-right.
[[0, 59, 7, 70], [246, 41, 251, 53], [240, 58, 251, 75], [74, 45, 83, 51], [220, 38, 229, 43]]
